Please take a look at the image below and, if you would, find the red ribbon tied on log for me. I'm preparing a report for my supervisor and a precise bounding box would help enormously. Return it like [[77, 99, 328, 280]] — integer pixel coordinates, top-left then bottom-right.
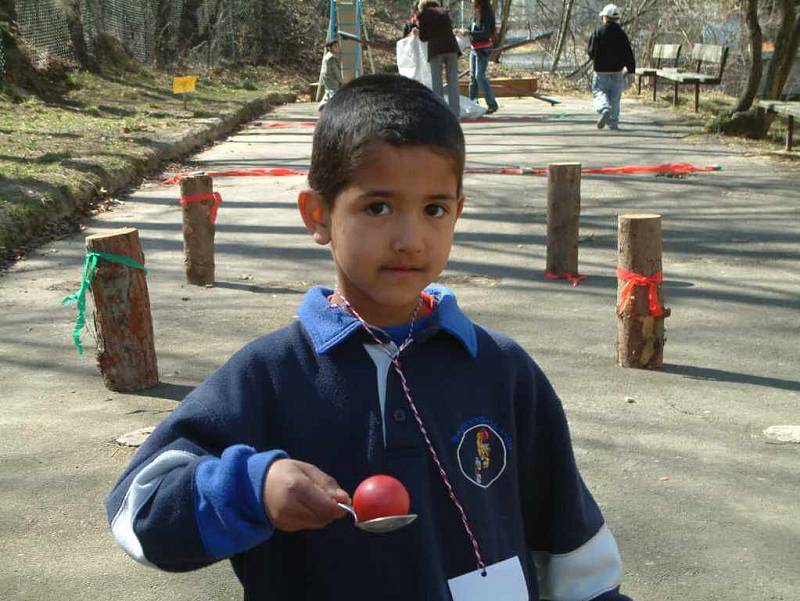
[[616, 267, 664, 317], [544, 271, 587, 286], [180, 192, 222, 223]]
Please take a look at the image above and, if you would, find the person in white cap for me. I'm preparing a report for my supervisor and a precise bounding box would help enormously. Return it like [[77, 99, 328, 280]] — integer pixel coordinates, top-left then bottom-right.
[[587, 4, 635, 130]]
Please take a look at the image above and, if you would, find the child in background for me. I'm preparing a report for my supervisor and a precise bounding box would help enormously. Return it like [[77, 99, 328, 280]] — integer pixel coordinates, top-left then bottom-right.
[[106, 74, 633, 601], [318, 38, 343, 111]]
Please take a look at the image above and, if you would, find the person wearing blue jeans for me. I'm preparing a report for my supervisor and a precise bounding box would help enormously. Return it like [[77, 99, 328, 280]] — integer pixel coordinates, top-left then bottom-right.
[[469, 47, 498, 113], [467, 0, 498, 114], [587, 4, 635, 130], [592, 71, 626, 130]]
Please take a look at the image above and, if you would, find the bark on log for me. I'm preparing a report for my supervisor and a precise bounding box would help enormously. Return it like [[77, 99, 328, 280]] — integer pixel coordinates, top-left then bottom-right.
[[616, 214, 668, 369], [86, 228, 159, 392], [180, 175, 216, 286], [546, 162, 581, 276]]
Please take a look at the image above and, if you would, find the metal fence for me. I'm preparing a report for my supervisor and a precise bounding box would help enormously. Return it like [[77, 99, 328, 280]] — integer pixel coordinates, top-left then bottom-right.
[[10, 0, 320, 71]]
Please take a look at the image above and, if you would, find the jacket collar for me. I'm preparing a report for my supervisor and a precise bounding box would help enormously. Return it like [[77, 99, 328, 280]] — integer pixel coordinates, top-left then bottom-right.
[[297, 285, 478, 358]]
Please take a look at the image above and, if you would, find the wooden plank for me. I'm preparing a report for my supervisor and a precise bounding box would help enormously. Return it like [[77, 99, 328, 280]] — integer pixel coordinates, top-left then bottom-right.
[[757, 100, 800, 119], [458, 77, 537, 98], [691, 43, 725, 64], [653, 43, 681, 60]]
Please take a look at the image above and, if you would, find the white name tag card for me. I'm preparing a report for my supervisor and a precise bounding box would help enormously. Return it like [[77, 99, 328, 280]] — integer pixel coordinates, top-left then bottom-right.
[[448, 556, 529, 601]]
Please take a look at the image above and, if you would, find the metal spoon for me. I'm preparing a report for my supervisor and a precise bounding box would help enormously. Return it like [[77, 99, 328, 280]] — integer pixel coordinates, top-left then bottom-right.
[[337, 502, 417, 533]]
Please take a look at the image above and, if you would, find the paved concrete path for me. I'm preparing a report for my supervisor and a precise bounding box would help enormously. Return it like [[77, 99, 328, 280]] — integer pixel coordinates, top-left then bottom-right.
[[1, 95, 798, 600]]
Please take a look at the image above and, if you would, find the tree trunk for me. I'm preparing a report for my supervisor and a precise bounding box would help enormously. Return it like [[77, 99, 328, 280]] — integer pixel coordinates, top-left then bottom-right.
[[86, 228, 159, 392], [62, 0, 95, 71], [550, 0, 576, 73], [0, 0, 43, 94], [181, 175, 216, 286], [616, 214, 668, 369], [546, 163, 581, 278], [495, 0, 513, 48], [731, 0, 762, 114], [762, 0, 799, 100]]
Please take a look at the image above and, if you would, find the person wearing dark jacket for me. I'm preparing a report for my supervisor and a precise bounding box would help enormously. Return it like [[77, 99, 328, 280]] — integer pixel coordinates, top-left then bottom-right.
[[587, 4, 635, 130], [417, 1, 461, 116]]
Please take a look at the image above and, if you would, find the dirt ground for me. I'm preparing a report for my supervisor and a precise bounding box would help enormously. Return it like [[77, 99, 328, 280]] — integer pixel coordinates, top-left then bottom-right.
[[1, 94, 798, 600]]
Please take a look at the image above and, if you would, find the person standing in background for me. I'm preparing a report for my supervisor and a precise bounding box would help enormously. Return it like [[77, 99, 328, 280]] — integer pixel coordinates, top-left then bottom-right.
[[318, 38, 343, 112], [587, 4, 635, 130], [416, 0, 461, 117], [466, 0, 498, 114]]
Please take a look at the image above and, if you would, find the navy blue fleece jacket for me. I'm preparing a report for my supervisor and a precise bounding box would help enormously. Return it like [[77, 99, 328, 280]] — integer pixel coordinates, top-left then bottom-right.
[[106, 286, 631, 600]]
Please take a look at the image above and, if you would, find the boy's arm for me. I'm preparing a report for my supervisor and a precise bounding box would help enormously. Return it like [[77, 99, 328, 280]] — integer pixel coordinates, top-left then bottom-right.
[[105, 347, 288, 571], [516, 357, 633, 601]]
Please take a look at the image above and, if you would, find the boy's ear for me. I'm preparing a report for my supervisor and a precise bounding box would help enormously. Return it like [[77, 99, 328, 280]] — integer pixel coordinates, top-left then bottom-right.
[[298, 190, 331, 245], [455, 195, 465, 219]]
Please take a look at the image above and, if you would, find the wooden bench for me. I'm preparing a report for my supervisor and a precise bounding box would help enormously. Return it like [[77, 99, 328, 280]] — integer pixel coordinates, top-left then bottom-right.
[[757, 100, 800, 151], [458, 77, 538, 98], [657, 44, 729, 112], [636, 44, 681, 101]]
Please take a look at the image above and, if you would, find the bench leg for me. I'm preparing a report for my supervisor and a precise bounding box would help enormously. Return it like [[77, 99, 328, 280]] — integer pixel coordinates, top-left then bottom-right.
[[652, 76, 657, 102], [673, 82, 679, 106], [637, 76, 642, 95], [788, 115, 794, 152], [694, 83, 700, 112]]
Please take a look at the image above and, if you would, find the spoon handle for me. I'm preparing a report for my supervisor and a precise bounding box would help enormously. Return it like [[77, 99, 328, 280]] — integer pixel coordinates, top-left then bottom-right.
[[337, 502, 358, 521]]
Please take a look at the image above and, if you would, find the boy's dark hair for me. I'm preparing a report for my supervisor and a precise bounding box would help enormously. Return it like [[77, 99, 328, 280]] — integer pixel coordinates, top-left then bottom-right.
[[309, 74, 465, 206]]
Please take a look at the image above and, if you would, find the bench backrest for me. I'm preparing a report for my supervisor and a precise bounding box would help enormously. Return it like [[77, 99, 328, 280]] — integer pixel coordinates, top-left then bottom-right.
[[653, 44, 681, 61], [692, 43, 729, 78]]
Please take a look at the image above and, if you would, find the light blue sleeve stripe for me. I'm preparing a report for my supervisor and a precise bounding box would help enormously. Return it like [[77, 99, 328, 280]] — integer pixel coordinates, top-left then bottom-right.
[[532, 524, 623, 601], [195, 445, 288, 559], [110, 449, 198, 568]]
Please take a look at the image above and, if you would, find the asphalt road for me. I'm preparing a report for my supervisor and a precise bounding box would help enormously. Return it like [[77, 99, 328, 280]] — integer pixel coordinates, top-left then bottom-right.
[[1, 95, 798, 600]]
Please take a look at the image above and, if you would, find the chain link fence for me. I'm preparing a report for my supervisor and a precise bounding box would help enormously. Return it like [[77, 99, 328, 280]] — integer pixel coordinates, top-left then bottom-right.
[[0, 32, 6, 80], [9, 0, 324, 72], [16, 0, 76, 67]]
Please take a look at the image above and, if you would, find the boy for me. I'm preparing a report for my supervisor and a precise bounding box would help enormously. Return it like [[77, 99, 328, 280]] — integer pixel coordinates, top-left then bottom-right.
[[106, 74, 633, 601], [318, 38, 343, 111]]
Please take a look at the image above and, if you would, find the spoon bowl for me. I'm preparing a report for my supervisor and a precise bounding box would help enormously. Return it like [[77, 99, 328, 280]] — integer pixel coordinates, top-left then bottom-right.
[[337, 502, 417, 533]]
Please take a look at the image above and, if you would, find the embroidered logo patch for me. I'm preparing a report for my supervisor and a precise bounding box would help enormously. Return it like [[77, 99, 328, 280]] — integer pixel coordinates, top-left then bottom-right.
[[454, 420, 508, 489]]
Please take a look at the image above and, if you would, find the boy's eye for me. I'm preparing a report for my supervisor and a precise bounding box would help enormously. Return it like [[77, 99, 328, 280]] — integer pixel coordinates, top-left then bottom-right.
[[366, 202, 391, 216], [425, 204, 447, 218]]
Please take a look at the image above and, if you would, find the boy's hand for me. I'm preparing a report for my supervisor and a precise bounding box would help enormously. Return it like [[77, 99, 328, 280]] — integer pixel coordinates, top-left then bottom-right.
[[263, 459, 351, 532]]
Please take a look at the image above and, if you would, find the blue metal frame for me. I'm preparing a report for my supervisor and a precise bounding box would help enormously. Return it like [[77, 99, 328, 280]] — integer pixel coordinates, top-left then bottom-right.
[[327, 0, 363, 78]]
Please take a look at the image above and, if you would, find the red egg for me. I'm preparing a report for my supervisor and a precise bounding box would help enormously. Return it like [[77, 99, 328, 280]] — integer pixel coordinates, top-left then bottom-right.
[[352, 475, 411, 522]]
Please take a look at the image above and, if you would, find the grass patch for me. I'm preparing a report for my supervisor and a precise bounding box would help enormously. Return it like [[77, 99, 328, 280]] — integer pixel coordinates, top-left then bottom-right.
[[0, 62, 306, 264]]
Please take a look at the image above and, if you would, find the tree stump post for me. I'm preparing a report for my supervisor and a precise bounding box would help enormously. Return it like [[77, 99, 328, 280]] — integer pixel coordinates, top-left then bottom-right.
[[180, 175, 216, 285], [546, 162, 581, 277], [86, 228, 159, 391], [616, 214, 669, 369]]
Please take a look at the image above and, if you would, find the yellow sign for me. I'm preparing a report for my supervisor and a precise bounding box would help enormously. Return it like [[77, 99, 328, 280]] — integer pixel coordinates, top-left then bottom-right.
[[172, 76, 198, 94]]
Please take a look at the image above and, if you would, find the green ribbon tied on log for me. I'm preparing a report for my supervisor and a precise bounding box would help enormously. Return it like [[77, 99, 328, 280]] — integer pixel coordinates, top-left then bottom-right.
[[62, 251, 148, 355]]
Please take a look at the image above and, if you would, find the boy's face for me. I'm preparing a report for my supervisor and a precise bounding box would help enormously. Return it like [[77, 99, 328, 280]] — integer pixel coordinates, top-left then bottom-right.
[[299, 142, 464, 327]]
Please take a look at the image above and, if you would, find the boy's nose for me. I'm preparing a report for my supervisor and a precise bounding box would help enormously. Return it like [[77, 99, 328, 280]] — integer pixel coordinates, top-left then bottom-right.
[[390, 216, 425, 254]]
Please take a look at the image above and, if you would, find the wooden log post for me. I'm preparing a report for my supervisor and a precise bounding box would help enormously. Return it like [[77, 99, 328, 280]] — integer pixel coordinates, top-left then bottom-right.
[[616, 214, 670, 369], [86, 228, 159, 391], [180, 175, 216, 286], [546, 162, 581, 277]]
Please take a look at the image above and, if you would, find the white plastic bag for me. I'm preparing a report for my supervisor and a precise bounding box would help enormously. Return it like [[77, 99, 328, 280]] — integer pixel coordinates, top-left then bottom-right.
[[458, 95, 487, 119], [396, 35, 432, 89], [455, 33, 471, 53]]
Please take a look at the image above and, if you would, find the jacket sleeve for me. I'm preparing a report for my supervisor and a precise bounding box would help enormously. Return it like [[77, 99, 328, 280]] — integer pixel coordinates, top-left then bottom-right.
[[105, 344, 288, 571], [587, 30, 597, 59], [417, 12, 429, 42], [515, 354, 632, 601], [622, 30, 635, 74], [469, 12, 495, 43]]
